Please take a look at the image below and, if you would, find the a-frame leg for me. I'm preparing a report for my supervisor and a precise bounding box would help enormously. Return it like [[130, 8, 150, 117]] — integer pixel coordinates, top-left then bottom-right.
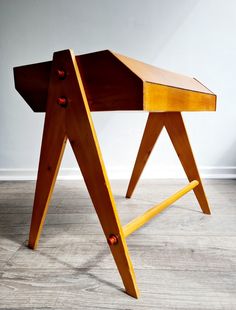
[[126, 113, 164, 198], [126, 112, 211, 215], [28, 99, 67, 249], [69, 124, 139, 298], [51, 50, 139, 298], [164, 112, 211, 214]]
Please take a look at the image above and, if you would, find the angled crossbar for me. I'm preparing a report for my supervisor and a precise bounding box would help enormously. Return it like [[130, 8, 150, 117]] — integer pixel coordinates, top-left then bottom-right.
[[123, 180, 199, 238]]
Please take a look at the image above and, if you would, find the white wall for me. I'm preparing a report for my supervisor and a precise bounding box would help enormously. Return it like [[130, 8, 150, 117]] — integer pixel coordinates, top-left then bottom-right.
[[0, 0, 235, 180]]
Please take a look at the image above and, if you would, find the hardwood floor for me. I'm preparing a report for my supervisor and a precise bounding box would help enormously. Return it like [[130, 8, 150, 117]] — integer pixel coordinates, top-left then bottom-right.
[[0, 179, 235, 309]]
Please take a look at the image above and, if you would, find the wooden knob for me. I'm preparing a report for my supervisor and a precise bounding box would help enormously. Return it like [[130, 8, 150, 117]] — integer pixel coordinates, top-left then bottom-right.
[[57, 97, 67, 107], [57, 69, 66, 79], [108, 234, 119, 245]]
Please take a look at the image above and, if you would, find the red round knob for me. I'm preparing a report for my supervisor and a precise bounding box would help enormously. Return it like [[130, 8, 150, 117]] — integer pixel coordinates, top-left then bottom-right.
[[108, 234, 118, 245], [57, 97, 67, 107], [57, 69, 66, 79]]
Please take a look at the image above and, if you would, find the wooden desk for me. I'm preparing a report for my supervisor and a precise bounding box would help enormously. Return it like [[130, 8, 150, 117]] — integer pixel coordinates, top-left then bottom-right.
[[14, 49, 216, 298]]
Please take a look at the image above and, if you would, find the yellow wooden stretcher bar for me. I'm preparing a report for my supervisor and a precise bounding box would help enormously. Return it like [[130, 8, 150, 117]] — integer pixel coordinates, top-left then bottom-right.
[[123, 180, 199, 238]]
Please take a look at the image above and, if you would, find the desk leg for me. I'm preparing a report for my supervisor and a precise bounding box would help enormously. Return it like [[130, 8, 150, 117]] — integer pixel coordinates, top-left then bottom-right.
[[58, 49, 140, 298], [28, 108, 67, 249], [164, 112, 211, 214], [67, 107, 139, 298], [126, 113, 164, 198], [126, 112, 211, 215]]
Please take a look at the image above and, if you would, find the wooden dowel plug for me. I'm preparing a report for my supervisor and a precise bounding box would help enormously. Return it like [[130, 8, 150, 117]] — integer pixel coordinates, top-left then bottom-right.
[[57, 97, 67, 108], [107, 234, 119, 245], [57, 69, 66, 80]]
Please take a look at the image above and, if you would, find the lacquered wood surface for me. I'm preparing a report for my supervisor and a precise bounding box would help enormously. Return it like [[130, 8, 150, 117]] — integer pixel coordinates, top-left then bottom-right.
[[14, 49, 216, 112], [12, 49, 217, 300], [123, 180, 199, 237], [126, 112, 211, 215], [27, 49, 139, 298]]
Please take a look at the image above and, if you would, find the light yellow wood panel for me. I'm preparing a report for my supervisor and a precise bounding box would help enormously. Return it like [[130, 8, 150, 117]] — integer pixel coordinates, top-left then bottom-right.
[[144, 82, 216, 111]]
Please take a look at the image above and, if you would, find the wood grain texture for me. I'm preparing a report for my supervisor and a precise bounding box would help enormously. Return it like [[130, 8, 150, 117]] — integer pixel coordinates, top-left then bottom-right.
[[55, 49, 139, 298], [0, 179, 235, 309], [78, 51, 143, 111], [17, 49, 141, 298], [144, 82, 216, 111], [164, 112, 211, 214], [12, 47, 218, 303], [127, 112, 211, 214], [123, 180, 199, 237], [113, 52, 214, 94], [126, 113, 164, 198], [28, 53, 68, 249], [14, 50, 143, 112]]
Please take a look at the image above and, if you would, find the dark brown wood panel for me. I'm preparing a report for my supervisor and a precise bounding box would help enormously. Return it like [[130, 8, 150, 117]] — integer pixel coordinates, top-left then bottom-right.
[[14, 50, 143, 113], [77, 50, 143, 111], [14, 61, 51, 112]]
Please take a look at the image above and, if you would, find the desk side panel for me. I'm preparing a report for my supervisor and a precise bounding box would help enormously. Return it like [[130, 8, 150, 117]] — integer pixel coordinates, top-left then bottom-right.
[[144, 82, 217, 112], [14, 61, 51, 112]]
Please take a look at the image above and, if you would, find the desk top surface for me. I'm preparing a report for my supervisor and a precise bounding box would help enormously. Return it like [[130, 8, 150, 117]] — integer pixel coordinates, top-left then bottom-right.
[[14, 50, 216, 112]]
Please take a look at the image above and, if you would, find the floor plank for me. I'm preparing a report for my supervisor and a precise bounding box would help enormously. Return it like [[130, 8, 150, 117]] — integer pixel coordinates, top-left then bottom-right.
[[0, 179, 235, 309]]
